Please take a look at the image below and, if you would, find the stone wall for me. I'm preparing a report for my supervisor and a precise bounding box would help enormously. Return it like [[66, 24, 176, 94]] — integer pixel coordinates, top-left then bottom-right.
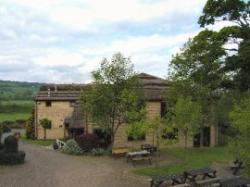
[[35, 101, 74, 139], [113, 101, 161, 148]]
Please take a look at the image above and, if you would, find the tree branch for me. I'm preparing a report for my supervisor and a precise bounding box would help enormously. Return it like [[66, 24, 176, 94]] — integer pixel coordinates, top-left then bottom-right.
[[222, 48, 238, 52]]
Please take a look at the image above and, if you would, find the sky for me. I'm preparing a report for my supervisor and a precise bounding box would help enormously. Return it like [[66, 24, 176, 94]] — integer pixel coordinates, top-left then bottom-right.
[[0, 0, 224, 83]]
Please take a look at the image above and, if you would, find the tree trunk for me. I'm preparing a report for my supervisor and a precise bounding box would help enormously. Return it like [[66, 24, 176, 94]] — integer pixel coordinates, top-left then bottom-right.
[[44, 128, 46, 140], [200, 127, 204, 148], [155, 127, 160, 168], [184, 130, 188, 149], [85, 113, 88, 135]]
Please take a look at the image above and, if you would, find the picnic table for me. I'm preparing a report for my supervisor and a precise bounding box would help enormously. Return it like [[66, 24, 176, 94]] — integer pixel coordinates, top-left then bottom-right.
[[141, 144, 157, 154], [219, 177, 250, 187], [231, 159, 244, 175], [126, 150, 151, 166], [184, 168, 217, 182], [150, 174, 185, 187]]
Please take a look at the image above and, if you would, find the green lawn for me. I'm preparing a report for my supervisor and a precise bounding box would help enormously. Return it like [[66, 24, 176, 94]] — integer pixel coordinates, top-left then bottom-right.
[[21, 138, 55, 146], [0, 113, 30, 122], [134, 147, 233, 176], [0, 100, 33, 122]]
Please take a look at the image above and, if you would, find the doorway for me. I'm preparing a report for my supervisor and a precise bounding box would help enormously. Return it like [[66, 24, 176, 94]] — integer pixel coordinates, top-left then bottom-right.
[[193, 127, 210, 147]]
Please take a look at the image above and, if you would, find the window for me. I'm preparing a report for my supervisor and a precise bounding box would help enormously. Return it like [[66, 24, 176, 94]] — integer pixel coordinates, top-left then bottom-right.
[[70, 101, 76, 107], [128, 134, 145, 141], [162, 128, 178, 140], [46, 101, 52, 107]]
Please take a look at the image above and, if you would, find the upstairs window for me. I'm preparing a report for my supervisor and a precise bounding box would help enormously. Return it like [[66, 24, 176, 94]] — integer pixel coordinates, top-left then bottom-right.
[[46, 101, 52, 107]]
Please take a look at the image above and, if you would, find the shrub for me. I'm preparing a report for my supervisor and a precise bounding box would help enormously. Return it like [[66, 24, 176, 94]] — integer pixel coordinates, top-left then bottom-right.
[[4, 135, 18, 153], [62, 139, 84, 155], [0, 135, 25, 165], [1, 124, 11, 133], [25, 110, 35, 139], [126, 121, 147, 141], [91, 148, 106, 156], [75, 133, 99, 151], [0, 150, 25, 165]]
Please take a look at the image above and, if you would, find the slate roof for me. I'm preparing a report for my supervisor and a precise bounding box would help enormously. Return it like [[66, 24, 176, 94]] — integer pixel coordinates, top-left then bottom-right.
[[35, 73, 168, 101], [137, 73, 168, 101]]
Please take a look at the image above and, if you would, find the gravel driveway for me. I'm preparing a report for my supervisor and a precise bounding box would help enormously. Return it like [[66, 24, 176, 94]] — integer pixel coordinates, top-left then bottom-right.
[[0, 142, 148, 187]]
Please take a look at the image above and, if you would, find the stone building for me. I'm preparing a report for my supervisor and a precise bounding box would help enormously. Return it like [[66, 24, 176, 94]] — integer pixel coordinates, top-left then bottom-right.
[[34, 73, 218, 148]]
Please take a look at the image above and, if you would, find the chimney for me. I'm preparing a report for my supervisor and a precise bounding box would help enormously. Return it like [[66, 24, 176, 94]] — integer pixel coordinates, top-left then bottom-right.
[[48, 88, 51, 97], [54, 85, 58, 92]]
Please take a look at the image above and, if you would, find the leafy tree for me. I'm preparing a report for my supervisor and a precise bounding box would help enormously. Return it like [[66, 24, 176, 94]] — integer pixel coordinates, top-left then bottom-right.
[[172, 96, 202, 148], [230, 94, 250, 176], [39, 118, 52, 140], [126, 121, 147, 141], [199, 0, 250, 91], [80, 86, 93, 134], [86, 53, 145, 146], [168, 30, 226, 146]]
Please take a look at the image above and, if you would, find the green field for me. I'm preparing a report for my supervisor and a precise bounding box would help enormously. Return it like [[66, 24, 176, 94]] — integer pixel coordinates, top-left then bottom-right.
[[134, 147, 233, 176], [0, 100, 34, 122], [0, 80, 40, 123], [0, 113, 31, 122]]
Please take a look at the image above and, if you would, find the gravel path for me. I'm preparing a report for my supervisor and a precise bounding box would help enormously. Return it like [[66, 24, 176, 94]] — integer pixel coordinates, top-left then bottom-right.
[[0, 142, 149, 187]]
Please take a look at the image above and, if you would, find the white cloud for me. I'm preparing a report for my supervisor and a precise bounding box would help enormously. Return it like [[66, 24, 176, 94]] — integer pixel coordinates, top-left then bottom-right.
[[0, 0, 209, 83], [4, 0, 206, 31], [35, 49, 84, 67]]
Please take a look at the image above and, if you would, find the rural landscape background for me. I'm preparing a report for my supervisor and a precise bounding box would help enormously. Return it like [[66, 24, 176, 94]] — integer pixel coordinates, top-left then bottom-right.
[[0, 81, 41, 125]]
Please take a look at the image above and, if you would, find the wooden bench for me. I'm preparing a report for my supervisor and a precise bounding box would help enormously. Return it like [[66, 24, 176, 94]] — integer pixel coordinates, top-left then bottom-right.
[[184, 168, 217, 182], [150, 174, 185, 187], [141, 144, 158, 154], [132, 156, 152, 166], [112, 147, 128, 156]]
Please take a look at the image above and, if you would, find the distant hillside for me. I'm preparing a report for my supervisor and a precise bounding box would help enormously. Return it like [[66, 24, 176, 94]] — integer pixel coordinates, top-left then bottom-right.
[[0, 80, 42, 101]]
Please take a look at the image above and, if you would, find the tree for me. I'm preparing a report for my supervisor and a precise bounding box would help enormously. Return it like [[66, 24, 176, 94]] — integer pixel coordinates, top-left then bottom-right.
[[39, 118, 52, 140], [230, 94, 250, 176], [80, 85, 93, 134], [168, 30, 226, 147], [172, 96, 202, 148], [199, 0, 250, 91], [86, 53, 145, 146]]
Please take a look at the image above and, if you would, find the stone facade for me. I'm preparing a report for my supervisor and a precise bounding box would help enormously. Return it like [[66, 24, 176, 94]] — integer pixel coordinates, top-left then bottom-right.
[[113, 101, 161, 148], [34, 73, 218, 148], [35, 101, 74, 139]]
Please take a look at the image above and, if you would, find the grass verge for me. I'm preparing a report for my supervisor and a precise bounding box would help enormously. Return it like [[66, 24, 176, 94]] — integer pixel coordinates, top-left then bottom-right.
[[133, 147, 233, 176], [21, 138, 55, 146]]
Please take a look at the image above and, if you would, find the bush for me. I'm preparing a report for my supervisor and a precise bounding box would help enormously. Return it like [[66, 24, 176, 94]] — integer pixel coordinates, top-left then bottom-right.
[[75, 133, 99, 151], [1, 124, 11, 133], [0, 150, 25, 165], [25, 110, 35, 139], [4, 135, 18, 153], [91, 148, 106, 156], [62, 139, 84, 155], [0, 135, 25, 165], [126, 121, 147, 141]]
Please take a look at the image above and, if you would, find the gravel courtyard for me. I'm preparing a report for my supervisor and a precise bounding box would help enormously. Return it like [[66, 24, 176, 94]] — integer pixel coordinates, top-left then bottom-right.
[[0, 142, 148, 187]]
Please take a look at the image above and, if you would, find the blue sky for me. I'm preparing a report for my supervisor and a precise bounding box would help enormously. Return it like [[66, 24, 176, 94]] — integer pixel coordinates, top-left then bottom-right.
[[0, 0, 224, 83]]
